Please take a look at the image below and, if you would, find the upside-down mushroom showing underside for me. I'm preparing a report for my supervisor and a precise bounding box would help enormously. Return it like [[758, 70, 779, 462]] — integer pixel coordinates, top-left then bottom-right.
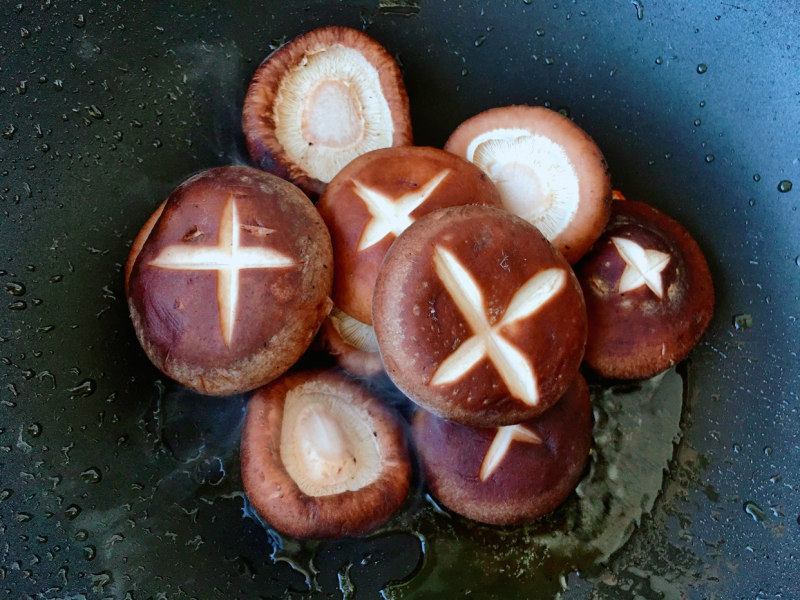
[[445, 105, 611, 264], [242, 26, 413, 199], [240, 370, 412, 539]]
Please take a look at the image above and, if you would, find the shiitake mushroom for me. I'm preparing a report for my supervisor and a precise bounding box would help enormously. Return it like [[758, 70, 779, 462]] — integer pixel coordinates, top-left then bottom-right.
[[445, 105, 611, 264], [317, 146, 502, 325], [126, 166, 333, 396], [242, 26, 413, 199], [240, 370, 412, 539], [372, 205, 587, 427], [412, 374, 593, 525], [576, 199, 714, 379]]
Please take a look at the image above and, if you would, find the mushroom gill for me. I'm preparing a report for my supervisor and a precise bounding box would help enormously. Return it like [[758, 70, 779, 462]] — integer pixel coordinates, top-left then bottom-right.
[[272, 44, 394, 183], [280, 385, 381, 496]]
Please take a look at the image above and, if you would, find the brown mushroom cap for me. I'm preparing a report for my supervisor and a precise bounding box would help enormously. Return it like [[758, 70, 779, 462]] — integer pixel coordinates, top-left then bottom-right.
[[412, 373, 593, 526], [126, 166, 333, 395], [242, 26, 413, 199], [576, 199, 714, 379], [444, 105, 612, 264], [240, 370, 412, 539], [317, 307, 384, 378], [124, 198, 166, 297], [373, 204, 587, 427], [317, 146, 502, 324]]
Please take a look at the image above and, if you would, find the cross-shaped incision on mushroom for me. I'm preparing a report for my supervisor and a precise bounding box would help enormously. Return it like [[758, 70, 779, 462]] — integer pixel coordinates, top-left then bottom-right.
[[352, 169, 451, 251], [148, 195, 295, 347], [479, 424, 543, 481], [429, 246, 567, 406], [611, 236, 671, 299]]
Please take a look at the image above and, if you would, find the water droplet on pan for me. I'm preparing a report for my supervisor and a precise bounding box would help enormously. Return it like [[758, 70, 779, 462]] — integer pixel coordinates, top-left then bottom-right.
[[744, 501, 766, 522], [777, 180, 792, 193], [5, 282, 25, 296], [733, 313, 753, 329], [631, 0, 644, 20], [68, 379, 96, 398], [80, 467, 102, 484]]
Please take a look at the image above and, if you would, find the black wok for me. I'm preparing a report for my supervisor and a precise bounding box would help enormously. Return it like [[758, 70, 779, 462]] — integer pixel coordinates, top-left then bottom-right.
[[1, 1, 799, 598]]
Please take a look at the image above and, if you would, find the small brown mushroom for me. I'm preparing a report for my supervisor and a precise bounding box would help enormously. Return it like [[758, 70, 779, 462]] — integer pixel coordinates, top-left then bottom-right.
[[242, 26, 413, 199], [317, 146, 502, 324], [126, 166, 333, 395], [240, 370, 412, 539], [373, 204, 587, 427], [444, 105, 612, 264], [318, 307, 383, 378], [576, 199, 714, 379], [412, 374, 593, 526]]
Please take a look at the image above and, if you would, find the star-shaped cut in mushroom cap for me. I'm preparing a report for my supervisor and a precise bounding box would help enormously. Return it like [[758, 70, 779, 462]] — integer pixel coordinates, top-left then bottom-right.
[[352, 169, 451, 252], [148, 195, 295, 347], [611, 236, 671, 298], [479, 424, 543, 481], [429, 246, 567, 406]]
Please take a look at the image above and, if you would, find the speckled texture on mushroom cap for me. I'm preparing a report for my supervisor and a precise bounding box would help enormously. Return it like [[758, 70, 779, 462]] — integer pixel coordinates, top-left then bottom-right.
[[373, 204, 587, 427], [126, 166, 333, 396], [317, 146, 502, 325], [576, 199, 714, 379], [412, 374, 593, 525], [444, 105, 611, 264], [240, 370, 412, 539], [242, 26, 413, 199]]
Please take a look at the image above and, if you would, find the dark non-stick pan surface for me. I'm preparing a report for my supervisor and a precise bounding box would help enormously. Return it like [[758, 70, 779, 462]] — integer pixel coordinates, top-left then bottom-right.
[[1, 2, 799, 598]]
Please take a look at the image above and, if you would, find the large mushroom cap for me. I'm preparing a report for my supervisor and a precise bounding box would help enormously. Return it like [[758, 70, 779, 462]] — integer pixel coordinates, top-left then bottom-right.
[[126, 166, 333, 396], [373, 204, 587, 427], [240, 370, 412, 539], [242, 26, 413, 199], [445, 105, 611, 264], [576, 199, 715, 379], [317, 145, 502, 324], [412, 374, 593, 525]]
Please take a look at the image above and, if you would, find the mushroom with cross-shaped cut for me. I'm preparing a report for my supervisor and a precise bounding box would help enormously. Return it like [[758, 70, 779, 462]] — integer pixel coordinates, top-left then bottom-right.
[[412, 374, 593, 525], [240, 370, 412, 539], [576, 199, 714, 379], [317, 145, 502, 326], [373, 204, 587, 427], [242, 26, 413, 199], [126, 166, 334, 396]]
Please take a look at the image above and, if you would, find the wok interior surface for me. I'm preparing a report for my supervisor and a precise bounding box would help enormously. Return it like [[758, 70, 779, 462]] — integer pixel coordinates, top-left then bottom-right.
[[1, 1, 798, 598]]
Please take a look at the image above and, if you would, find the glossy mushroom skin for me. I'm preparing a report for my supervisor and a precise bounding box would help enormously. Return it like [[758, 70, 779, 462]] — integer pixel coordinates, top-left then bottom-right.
[[373, 205, 587, 427], [242, 26, 413, 199], [124, 198, 166, 296], [444, 105, 612, 264], [127, 166, 333, 396], [317, 146, 503, 325], [576, 199, 714, 379], [412, 374, 593, 526], [240, 370, 412, 539]]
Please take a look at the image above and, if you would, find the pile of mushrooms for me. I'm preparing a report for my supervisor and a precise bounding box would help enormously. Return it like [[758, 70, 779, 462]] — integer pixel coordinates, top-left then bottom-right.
[[125, 26, 714, 538]]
